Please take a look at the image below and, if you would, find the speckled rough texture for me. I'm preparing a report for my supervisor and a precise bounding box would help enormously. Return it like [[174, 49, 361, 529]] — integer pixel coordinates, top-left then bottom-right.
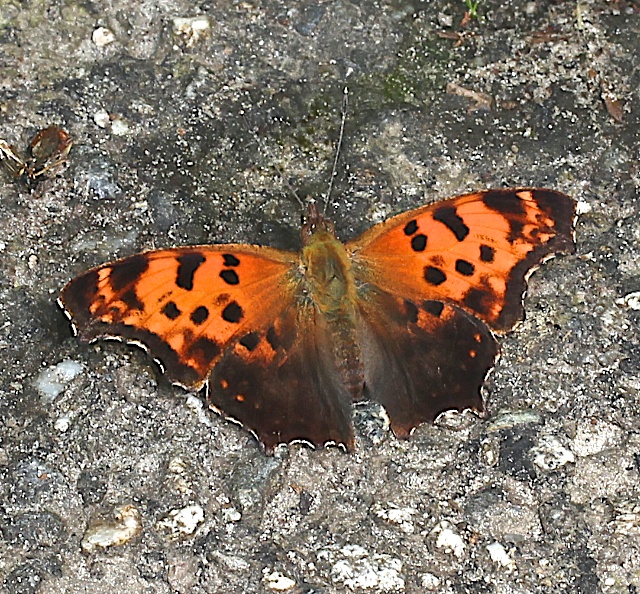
[[0, 1, 638, 593]]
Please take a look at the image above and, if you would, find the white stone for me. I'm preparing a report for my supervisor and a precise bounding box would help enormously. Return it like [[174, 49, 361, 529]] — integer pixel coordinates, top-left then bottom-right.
[[93, 109, 111, 129], [420, 573, 441, 590], [54, 414, 71, 432], [342, 544, 368, 558], [616, 291, 640, 311], [92, 27, 116, 47], [486, 541, 514, 568], [221, 507, 242, 522], [81, 504, 142, 551], [159, 505, 204, 537], [110, 118, 130, 136], [372, 502, 416, 534], [576, 199, 592, 215], [172, 16, 210, 47], [433, 521, 465, 558], [531, 435, 576, 471], [34, 359, 84, 402], [263, 571, 296, 591], [331, 545, 404, 590]]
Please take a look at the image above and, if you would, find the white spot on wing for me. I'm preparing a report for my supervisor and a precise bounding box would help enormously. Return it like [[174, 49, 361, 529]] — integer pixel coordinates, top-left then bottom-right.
[[56, 297, 79, 336]]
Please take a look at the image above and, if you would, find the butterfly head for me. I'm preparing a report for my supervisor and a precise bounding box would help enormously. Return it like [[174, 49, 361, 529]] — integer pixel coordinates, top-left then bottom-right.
[[301, 201, 336, 245]]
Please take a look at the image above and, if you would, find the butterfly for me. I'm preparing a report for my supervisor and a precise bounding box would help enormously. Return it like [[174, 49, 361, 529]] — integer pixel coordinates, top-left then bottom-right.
[[0, 125, 72, 187], [58, 188, 576, 453]]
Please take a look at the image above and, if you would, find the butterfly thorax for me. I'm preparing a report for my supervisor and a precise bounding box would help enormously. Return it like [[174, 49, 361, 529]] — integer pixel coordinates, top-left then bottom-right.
[[301, 228, 357, 318]]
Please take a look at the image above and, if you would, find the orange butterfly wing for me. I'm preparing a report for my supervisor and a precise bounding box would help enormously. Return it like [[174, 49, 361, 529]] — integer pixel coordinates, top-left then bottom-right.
[[348, 188, 576, 436], [59, 245, 355, 451], [59, 246, 297, 389], [349, 188, 575, 332]]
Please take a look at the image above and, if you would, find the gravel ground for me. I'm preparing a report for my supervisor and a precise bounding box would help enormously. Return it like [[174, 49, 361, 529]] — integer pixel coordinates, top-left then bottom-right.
[[1, 1, 639, 593]]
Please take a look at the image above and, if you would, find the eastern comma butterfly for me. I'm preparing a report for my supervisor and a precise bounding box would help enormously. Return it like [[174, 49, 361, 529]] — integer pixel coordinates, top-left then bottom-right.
[[59, 188, 575, 453], [0, 125, 72, 187]]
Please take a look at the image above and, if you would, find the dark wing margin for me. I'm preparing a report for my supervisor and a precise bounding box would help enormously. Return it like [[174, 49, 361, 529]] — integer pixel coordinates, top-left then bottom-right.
[[486, 188, 576, 330]]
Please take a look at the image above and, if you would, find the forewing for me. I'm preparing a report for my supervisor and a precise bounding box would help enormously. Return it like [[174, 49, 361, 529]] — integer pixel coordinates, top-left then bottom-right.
[[348, 188, 576, 332], [59, 245, 298, 389]]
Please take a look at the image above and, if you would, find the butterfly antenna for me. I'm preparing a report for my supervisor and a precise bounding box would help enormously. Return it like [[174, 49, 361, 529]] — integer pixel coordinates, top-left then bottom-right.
[[323, 86, 348, 216], [275, 164, 306, 210]]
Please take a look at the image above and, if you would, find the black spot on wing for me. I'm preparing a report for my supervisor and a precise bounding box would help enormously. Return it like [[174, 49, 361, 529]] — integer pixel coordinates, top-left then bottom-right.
[[265, 319, 296, 352], [480, 245, 495, 262], [220, 269, 240, 285], [411, 234, 427, 252], [190, 305, 209, 325], [222, 301, 243, 323], [110, 255, 149, 292], [177, 253, 205, 291], [239, 332, 260, 351], [424, 266, 446, 286], [455, 259, 475, 276], [222, 253, 240, 267], [403, 220, 418, 235], [188, 336, 221, 368], [463, 287, 493, 316], [423, 300, 444, 317], [162, 301, 181, 320], [433, 206, 469, 241]]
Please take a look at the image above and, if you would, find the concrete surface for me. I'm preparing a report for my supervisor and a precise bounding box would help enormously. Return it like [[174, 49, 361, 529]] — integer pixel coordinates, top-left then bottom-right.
[[0, 0, 639, 592]]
